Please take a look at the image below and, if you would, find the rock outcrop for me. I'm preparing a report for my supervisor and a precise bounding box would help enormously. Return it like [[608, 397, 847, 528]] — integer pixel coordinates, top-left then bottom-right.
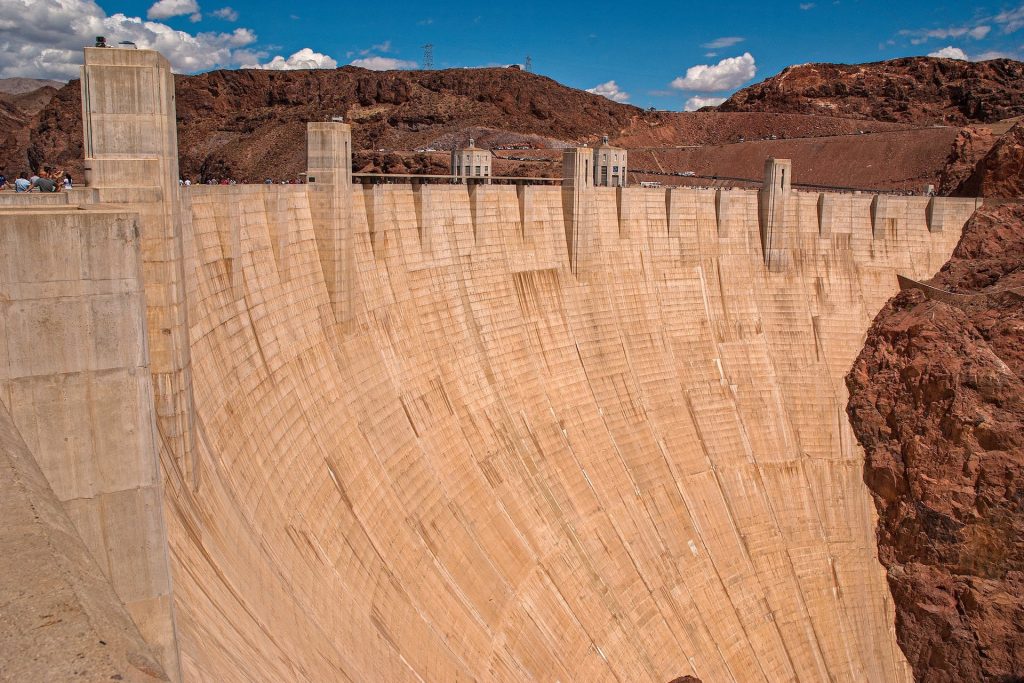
[[847, 204, 1024, 681], [955, 123, 1024, 198], [721, 57, 1024, 125], [0, 85, 59, 176], [938, 126, 999, 195]]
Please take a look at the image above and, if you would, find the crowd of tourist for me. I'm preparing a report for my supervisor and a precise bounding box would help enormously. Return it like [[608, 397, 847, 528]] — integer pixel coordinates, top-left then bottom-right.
[[179, 177, 308, 186], [0, 167, 72, 192], [1, 170, 309, 191]]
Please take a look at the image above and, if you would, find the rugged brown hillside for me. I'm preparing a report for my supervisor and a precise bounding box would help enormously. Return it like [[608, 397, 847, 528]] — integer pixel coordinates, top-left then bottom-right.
[[0, 99, 30, 174], [29, 66, 910, 183], [0, 85, 60, 176], [0, 77, 64, 95], [847, 204, 1024, 682], [938, 126, 999, 195], [629, 127, 959, 191], [29, 66, 643, 182], [24, 67, 969, 186], [613, 110, 913, 147], [18, 56, 1024, 188], [955, 123, 1024, 197], [721, 57, 1024, 125]]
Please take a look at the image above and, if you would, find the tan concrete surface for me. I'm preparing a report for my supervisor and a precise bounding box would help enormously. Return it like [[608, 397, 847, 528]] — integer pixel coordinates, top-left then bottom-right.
[[0, 46, 982, 682], [0, 305, 167, 683], [159, 181, 972, 681], [0, 207, 180, 680]]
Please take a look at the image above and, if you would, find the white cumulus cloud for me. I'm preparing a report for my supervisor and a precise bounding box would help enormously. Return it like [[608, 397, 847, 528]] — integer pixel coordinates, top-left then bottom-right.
[[928, 46, 968, 60], [350, 55, 417, 70], [211, 6, 237, 21], [671, 52, 757, 92], [586, 80, 629, 103], [928, 45, 1014, 61], [684, 96, 726, 111], [243, 47, 337, 70], [0, 0, 261, 79], [148, 0, 200, 20]]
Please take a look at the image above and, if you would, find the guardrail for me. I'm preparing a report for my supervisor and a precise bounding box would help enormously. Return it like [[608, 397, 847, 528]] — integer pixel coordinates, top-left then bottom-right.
[[352, 173, 561, 185], [627, 169, 941, 195]]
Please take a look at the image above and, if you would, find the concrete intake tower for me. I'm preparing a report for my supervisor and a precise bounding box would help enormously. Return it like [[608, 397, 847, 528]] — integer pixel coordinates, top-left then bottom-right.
[[0, 47, 981, 682]]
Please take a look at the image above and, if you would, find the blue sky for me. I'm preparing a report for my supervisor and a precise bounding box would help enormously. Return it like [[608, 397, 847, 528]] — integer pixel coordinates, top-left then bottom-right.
[[2, 1, 1019, 110]]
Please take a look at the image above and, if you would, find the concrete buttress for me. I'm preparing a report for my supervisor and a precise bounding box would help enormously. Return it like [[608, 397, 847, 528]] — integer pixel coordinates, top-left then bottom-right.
[[307, 121, 354, 326]]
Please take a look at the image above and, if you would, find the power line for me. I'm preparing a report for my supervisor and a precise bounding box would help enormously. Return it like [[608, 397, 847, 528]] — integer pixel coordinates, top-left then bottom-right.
[[421, 43, 434, 70]]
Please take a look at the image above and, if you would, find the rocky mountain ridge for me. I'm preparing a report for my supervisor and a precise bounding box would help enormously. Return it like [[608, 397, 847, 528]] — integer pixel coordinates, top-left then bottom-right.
[[3, 56, 1023, 194], [28, 65, 643, 182], [0, 77, 65, 95], [720, 57, 1024, 125]]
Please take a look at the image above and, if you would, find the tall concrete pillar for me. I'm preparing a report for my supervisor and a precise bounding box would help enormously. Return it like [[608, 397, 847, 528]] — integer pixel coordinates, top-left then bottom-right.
[[871, 194, 896, 239], [817, 192, 836, 237], [715, 188, 732, 237], [307, 122, 353, 325], [562, 148, 591, 273], [759, 157, 792, 272], [926, 196, 963, 233], [77, 46, 185, 680]]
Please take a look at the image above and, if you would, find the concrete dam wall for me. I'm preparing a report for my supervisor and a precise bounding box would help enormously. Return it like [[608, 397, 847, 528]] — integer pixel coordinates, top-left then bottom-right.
[[0, 48, 981, 682], [165, 182, 973, 682]]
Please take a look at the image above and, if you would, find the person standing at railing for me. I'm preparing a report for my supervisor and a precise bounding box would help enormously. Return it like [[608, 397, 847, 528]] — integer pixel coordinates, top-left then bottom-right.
[[32, 174, 58, 192]]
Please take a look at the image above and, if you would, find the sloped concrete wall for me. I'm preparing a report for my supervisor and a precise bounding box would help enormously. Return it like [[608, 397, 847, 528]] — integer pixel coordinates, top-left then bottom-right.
[[156, 182, 972, 681], [0, 398, 168, 682], [0, 207, 180, 680]]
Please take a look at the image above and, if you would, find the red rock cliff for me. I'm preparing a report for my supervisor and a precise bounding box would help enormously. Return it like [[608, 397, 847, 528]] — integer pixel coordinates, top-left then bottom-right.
[[721, 57, 1024, 125], [847, 204, 1024, 681]]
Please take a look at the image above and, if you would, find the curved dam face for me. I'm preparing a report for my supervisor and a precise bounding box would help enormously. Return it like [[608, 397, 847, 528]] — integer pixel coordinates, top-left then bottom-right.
[[163, 182, 969, 682], [0, 48, 980, 682]]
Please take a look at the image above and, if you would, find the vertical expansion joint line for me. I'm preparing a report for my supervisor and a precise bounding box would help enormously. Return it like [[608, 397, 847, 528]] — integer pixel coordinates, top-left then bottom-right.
[[82, 72, 93, 158]]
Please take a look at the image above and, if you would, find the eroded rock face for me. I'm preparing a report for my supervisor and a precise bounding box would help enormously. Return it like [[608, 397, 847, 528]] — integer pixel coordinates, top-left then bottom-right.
[[0, 85, 60, 175], [956, 123, 1024, 198], [847, 204, 1024, 681], [721, 57, 1024, 125], [938, 126, 998, 196]]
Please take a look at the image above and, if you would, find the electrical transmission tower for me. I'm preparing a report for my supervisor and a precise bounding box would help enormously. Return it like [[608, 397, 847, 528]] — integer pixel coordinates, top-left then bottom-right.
[[422, 44, 434, 70], [524, 55, 532, 72]]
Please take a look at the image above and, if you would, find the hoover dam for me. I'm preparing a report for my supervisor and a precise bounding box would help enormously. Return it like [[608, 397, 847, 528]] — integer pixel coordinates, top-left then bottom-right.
[[0, 48, 982, 682]]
